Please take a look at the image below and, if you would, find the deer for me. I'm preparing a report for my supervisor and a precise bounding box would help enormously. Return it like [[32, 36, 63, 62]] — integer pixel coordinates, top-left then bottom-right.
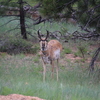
[[38, 30, 62, 81]]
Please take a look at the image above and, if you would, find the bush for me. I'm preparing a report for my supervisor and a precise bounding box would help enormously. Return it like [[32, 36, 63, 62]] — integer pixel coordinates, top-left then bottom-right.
[[0, 36, 39, 54], [77, 45, 88, 58], [63, 48, 72, 54]]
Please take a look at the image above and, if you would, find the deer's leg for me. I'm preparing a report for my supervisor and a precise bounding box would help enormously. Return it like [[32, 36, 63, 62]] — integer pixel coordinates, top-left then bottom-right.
[[42, 60, 46, 82], [51, 60, 54, 79], [56, 59, 59, 81]]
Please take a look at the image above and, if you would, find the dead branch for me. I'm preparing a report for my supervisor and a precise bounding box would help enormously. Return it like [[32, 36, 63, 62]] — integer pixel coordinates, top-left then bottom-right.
[[33, 16, 48, 25], [89, 47, 100, 72]]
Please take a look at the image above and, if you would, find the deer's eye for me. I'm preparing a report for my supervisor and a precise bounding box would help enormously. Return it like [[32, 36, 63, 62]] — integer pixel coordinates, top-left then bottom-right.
[[39, 40, 48, 42]]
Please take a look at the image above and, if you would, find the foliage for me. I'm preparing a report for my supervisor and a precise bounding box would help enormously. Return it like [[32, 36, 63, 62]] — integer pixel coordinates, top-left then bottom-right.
[[63, 48, 72, 54], [77, 45, 88, 58], [39, 0, 100, 33], [77, 0, 100, 32], [0, 0, 18, 10], [0, 54, 100, 100], [39, 0, 76, 19], [1, 0, 100, 40], [1, 87, 12, 95], [73, 41, 88, 59], [0, 35, 38, 54], [91, 69, 100, 83]]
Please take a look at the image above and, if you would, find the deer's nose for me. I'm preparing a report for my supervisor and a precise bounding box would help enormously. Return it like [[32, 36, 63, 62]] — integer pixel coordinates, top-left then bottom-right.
[[42, 46, 45, 51]]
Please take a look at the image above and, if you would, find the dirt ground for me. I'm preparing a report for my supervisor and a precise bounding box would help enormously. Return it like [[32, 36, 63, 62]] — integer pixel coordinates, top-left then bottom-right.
[[0, 94, 45, 100]]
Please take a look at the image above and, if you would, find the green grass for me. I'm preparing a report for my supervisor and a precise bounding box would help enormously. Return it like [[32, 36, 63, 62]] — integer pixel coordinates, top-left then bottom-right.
[[0, 16, 20, 33], [0, 16, 79, 38], [0, 54, 100, 100], [0, 16, 100, 100], [63, 48, 72, 54]]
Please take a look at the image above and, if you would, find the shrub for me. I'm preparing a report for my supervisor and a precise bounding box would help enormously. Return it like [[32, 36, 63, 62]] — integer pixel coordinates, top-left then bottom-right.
[[63, 48, 72, 54], [77, 45, 88, 58], [0, 36, 39, 54], [1, 87, 12, 95], [32, 45, 40, 54]]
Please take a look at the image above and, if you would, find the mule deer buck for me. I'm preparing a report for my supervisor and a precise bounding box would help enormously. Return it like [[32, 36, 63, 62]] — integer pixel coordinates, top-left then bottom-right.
[[38, 30, 62, 81]]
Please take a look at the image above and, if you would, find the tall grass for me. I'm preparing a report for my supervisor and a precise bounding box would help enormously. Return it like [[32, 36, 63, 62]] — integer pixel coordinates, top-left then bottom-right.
[[0, 16, 20, 34], [0, 54, 100, 100], [0, 17, 100, 100], [0, 16, 79, 37]]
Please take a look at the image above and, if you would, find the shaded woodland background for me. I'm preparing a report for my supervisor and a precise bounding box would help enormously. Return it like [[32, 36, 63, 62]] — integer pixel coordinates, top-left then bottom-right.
[[0, 1, 100, 100], [0, 0, 100, 71]]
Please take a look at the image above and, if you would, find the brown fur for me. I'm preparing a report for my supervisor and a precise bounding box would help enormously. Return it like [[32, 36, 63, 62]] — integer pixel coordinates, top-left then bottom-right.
[[45, 40, 62, 59], [39, 40, 62, 81], [38, 31, 62, 81]]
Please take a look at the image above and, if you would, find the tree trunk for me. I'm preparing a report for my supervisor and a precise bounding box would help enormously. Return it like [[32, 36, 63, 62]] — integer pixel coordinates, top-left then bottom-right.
[[19, 0, 27, 39], [89, 47, 100, 72]]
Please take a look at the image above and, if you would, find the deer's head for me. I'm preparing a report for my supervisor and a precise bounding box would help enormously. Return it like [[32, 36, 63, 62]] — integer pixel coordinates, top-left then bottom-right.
[[38, 30, 49, 51]]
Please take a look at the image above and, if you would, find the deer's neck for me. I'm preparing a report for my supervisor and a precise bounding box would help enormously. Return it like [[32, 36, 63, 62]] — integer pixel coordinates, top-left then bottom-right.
[[42, 50, 49, 56]]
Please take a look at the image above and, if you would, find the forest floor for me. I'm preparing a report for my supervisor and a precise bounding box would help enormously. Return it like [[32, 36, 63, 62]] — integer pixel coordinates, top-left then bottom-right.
[[0, 42, 99, 100]]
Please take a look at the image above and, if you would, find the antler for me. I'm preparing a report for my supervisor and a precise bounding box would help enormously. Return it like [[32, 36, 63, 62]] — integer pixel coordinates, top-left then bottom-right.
[[45, 30, 49, 40], [38, 30, 42, 40], [38, 30, 49, 41]]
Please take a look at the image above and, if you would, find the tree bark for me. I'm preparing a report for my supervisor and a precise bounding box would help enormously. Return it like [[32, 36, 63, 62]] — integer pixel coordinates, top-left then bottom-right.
[[19, 0, 27, 39], [89, 47, 100, 72]]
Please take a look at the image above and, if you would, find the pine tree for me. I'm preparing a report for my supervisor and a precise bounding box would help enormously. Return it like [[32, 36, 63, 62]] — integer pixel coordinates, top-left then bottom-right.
[[0, 0, 27, 39], [39, 0, 100, 33]]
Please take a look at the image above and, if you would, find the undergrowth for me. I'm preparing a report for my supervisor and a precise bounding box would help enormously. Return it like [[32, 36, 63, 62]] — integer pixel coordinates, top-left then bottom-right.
[[0, 16, 100, 100], [0, 35, 39, 54], [0, 54, 100, 100]]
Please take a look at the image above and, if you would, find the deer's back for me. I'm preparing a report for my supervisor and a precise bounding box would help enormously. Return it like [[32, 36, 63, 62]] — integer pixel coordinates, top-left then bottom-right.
[[48, 40, 62, 59], [48, 40, 62, 50]]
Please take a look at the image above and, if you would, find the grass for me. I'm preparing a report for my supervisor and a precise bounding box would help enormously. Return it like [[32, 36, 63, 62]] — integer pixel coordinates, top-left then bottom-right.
[[0, 53, 100, 100], [0, 17, 100, 100], [0, 16, 79, 38]]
